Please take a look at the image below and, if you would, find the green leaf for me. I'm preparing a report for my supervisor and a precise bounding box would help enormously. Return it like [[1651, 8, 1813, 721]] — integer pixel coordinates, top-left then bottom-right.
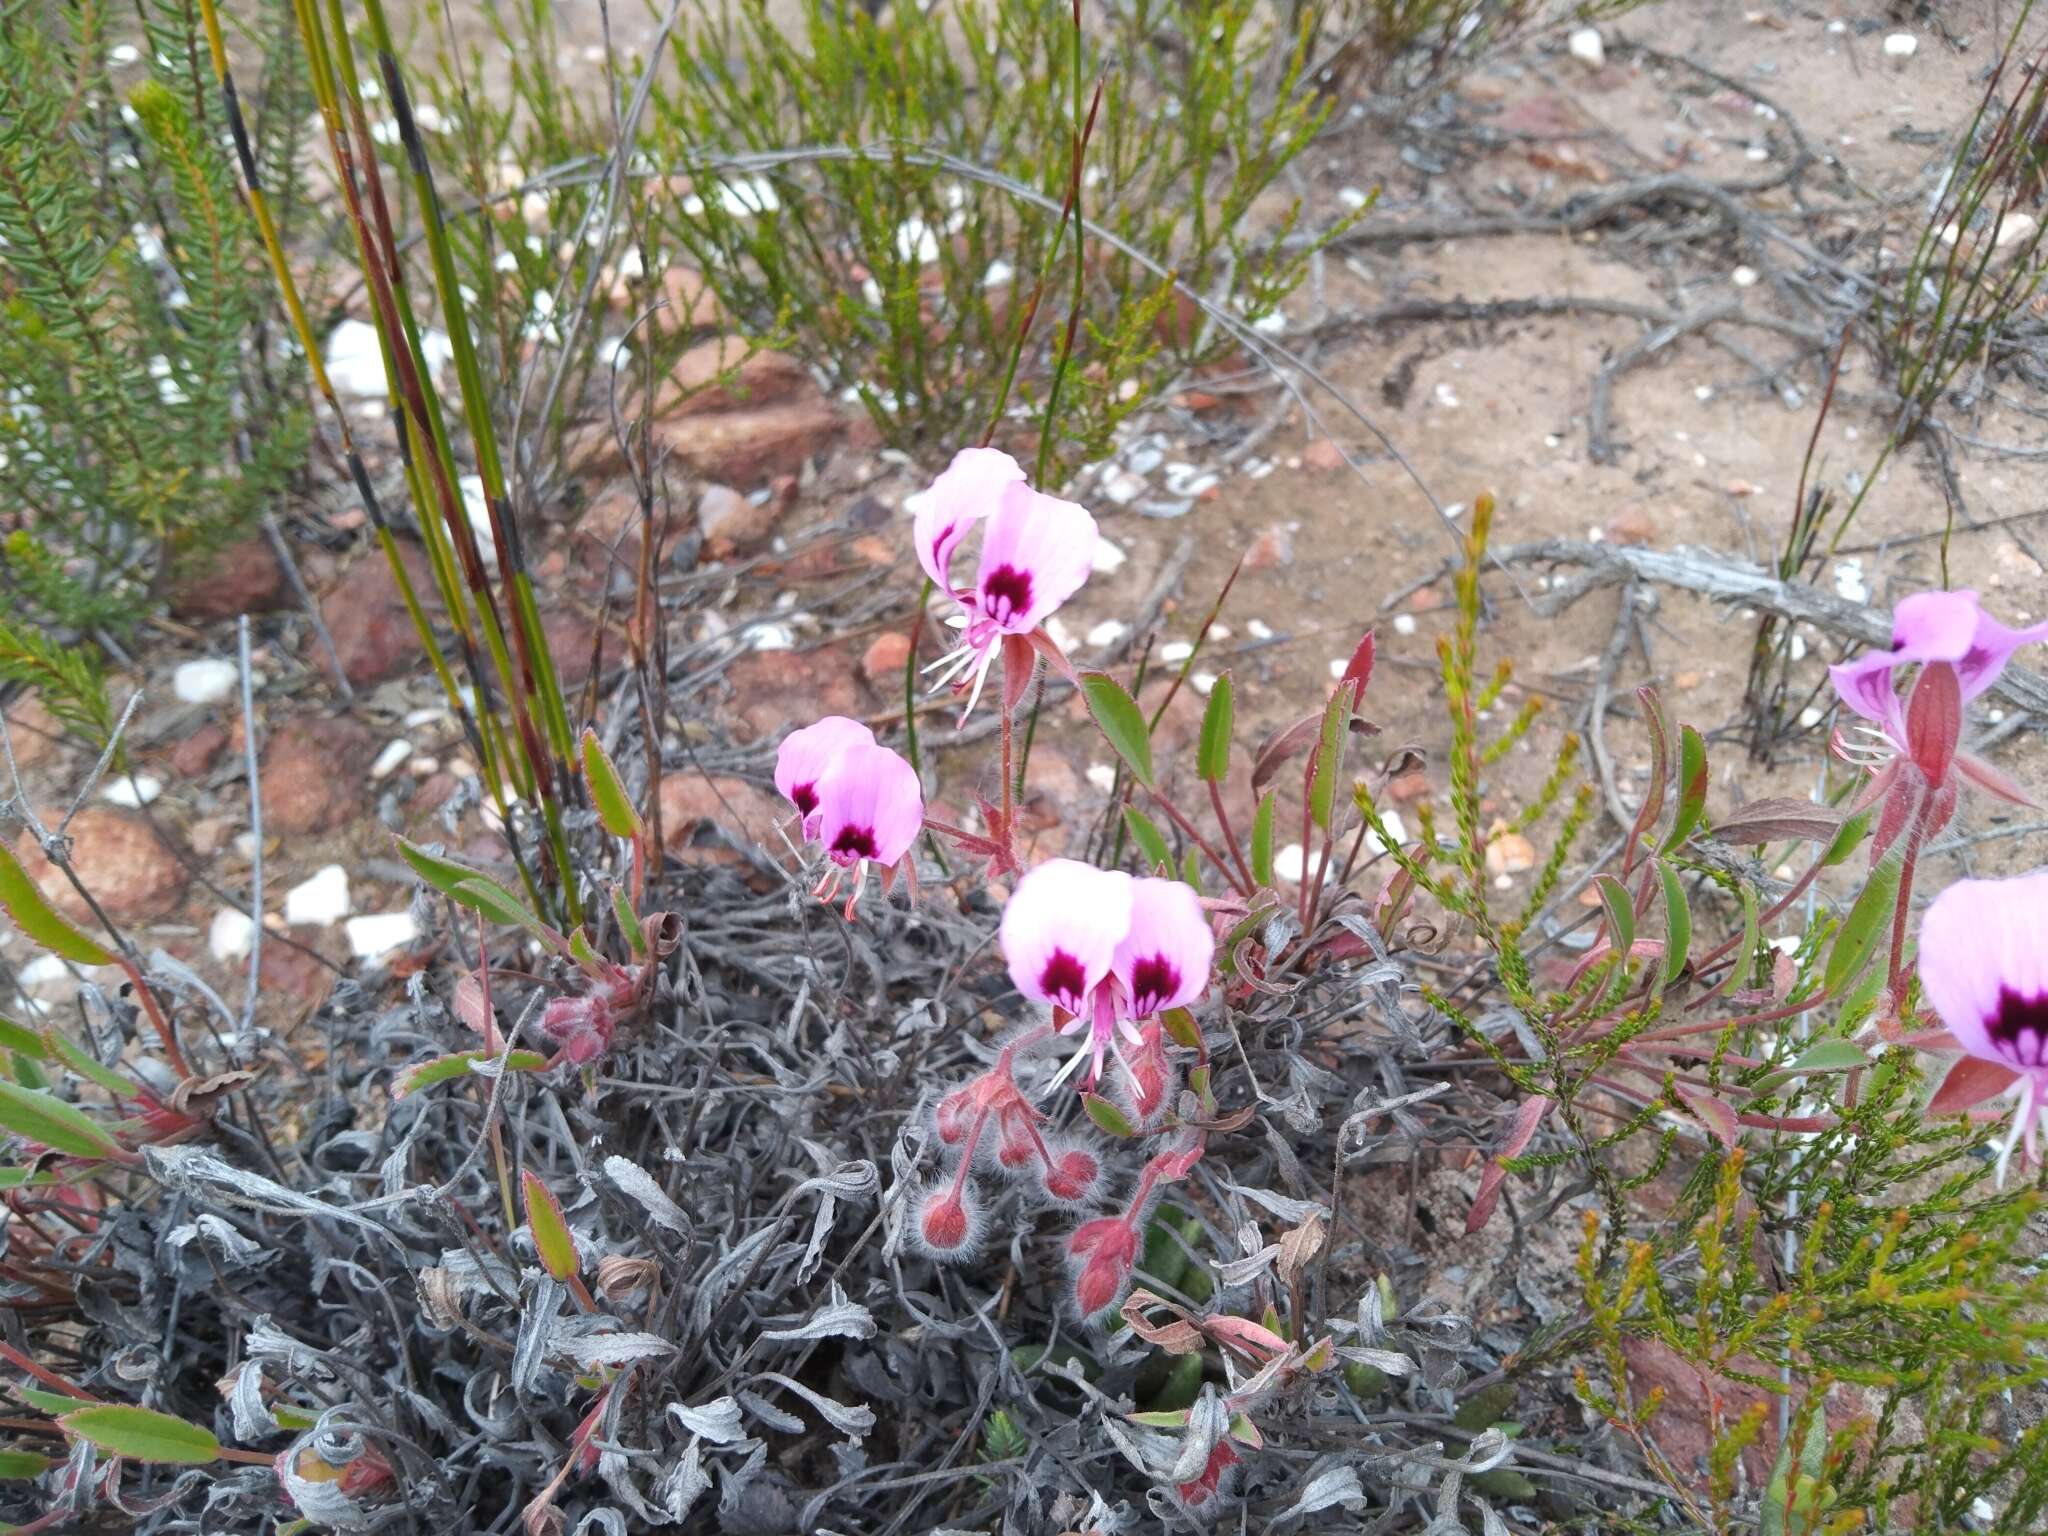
[[0, 1168, 57, 1190], [612, 888, 646, 957], [0, 1448, 51, 1478], [398, 843, 552, 946], [58, 1404, 221, 1464], [1178, 847, 1201, 889], [1454, 1381, 1516, 1432], [581, 728, 642, 839], [522, 1170, 581, 1280], [392, 1049, 547, 1099], [1196, 672, 1233, 783], [1308, 683, 1351, 832], [1592, 873, 1635, 956], [568, 928, 606, 979], [17, 1386, 86, 1416], [1080, 674, 1152, 789], [1122, 806, 1172, 873], [1147, 1353, 1205, 1413], [1662, 724, 1708, 852], [0, 1017, 48, 1060], [1139, 1205, 1193, 1292], [43, 1030, 139, 1100], [0, 1080, 123, 1159], [1821, 805, 1874, 868], [1761, 1407, 1829, 1536], [1160, 1006, 1201, 1051], [1471, 1468, 1539, 1502], [1754, 1039, 1873, 1094], [1657, 860, 1691, 988], [1081, 1092, 1137, 1138], [0, 841, 113, 966], [1250, 790, 1276, 885], [1824, 848, 1903, 995]]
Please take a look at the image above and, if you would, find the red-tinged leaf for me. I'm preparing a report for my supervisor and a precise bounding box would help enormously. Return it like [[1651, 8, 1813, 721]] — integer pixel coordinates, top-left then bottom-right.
[[1339, 630, 1375, 696], [1629, 687, 1672, 858], [1001, 632, 1037, 715], [1027, 625, 1079, 686], [580, 729, 642, 840], [1905, 659, 1961, 786], [1955, 752, 2037, 808], [1203, 1314, 1290, 1362], [1928, 1055, 2021, 1115], [1160, 1006, 1202, 1051], [1119, 1289, 1205, 1353], [1673, 1081, 1740, 1150], [1712, 798, 1848, 846], [522, 1170, 581, 1281], [0, 841, 114, 967], [452, 972, 500, 1048], [1465, 1094, 1551, 1234], [1592, 874, 1636, 954], [1894, 1027, 1959, 1052], [1662, 724, 1709, 852], [1250, 712, 1321, 799]]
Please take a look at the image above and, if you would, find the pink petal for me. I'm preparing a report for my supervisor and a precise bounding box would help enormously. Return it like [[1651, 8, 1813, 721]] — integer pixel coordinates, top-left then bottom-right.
[[775, 716, 876, 835], [1000, 859, 1132, 1014], [1888, 589, 1984, 665], [1917, 873, 2048, 1071], [1828, 652, 1906, 738], [912, 447, 1024, 592], [1957, 606, 2048, 702], [972, 482, 1098, 634], [1112, 878, 1214, 1020], [1955, 752, 2037, 808], [814, 742, 924, 868]]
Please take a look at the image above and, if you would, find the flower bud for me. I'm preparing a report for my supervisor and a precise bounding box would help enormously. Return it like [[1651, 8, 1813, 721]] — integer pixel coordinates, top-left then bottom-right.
[[914, 1182, 981, 1260], [1040, 1143, 1100, 1203], [1067, 1215, 1137, 1316], [995, 1104, 1039, 1169], [934, 1087, 975, 1145], [540, 994, 614, 1065]]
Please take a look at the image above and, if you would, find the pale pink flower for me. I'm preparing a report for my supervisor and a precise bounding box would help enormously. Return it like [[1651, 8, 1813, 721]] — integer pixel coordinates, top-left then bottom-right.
[[774, 715, 876, 837], [1917, 871, 2048, 1183], [1831, 590, 2048, 740], [1000, 859, 1213, 1093], [809, 741, 924, 915], [912, 448, 1096, 719]]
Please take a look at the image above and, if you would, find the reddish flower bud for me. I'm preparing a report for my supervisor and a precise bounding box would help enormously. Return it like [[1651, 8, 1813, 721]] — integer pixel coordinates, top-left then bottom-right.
[[540, 994, 614, 1065], [915, 1182, 981, 1259], [1067, 1215, 1137, 1316], [934, 1087, 975, 1145], [995, 1104, 1040, 1169], [1041, 1144, 1100, 1203]]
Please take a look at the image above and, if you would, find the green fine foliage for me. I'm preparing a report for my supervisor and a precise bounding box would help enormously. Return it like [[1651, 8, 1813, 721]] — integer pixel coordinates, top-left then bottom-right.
[[0, 0, 308, 636]]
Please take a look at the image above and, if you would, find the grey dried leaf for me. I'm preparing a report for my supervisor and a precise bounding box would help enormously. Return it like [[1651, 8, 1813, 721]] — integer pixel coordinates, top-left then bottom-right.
[[601, 1154, 690, 1236], [561, 1330, 675, 1367], [276, 1430, 375, 1531], [717, 1440, 768, 1517], [1276, 1211, 1326, 1284], [1275, 1462, 1365, 1524], [758, 1283, 875, 1342], [1168, 1387, 1228, 1484], [667, 1396, 746, 1445], [163, 1213, 268, 1269], [143, 1146, 406, 1253], [512, 1276, 567, 1392], [1217, 1178, 1328, 1225], [220, 1361, 280, 1441], [1213, 1245, 1279, 1287], [660, 1442, 712, 1522], [691, 1222, 780, 1335], [736, 1390, 806, 1435], [1335, 1344, 1414, 1376], [750, 1371, 875, 1439], [417, 1267, 466, 1329]]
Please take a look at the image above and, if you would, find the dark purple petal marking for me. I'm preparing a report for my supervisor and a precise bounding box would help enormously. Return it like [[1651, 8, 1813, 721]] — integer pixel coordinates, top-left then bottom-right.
[[1129, 955, 1180, 1018], [791, 783, 819, 816], [1040, 949, 1087, 1006], [981, 565, 1034, 627], [1988, 988, 2048, 1067], [830, 824, 879, 862]]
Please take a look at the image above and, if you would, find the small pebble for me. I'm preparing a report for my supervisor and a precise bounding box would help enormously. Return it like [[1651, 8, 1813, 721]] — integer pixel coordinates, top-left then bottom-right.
[[370, 740, 414, 780], [1882, 32, 1917, 59], [1568, 26, 1605, 67], [1090, 537, 1127, 574], [1798, 706, 1824, 728], [1101, 468, 1147, 506], [104, 774, 162, 808], [284, 864, 352, 928], [1191, 671, 1218, 696], [1831, 560, 1869, 603], [1392, 614, 1418, 636], [1159, 641, 1194, 664], [1085, 763, 1117, 794], [1731, 265, 1759, 288], [347, 911, 420, 961], [171, 660, 239, 706], [1086, 619, 1129, 649], [209, 908, 256, 964], [1246, 619, 1275, 640]]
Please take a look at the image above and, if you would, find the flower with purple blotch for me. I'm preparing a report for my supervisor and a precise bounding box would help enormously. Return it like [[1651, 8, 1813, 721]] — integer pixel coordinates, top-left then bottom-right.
[[773, 717, 924, 916]]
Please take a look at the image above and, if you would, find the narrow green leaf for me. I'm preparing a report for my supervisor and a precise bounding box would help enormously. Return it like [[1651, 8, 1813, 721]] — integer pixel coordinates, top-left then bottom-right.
[[1308, 683, 1352, 832], [18, 1386, 87, 1415], [1657, 860, 1691, 988], [1661, 725, 1708, 852], [568, 928, 606, 979], [581, 729, 642, 840], [1821, 805, 1874, 868], [1080, 674, 1153, 789], [1754, 1039, 1874, 1094], [0, 841, 113, 966], [0, 1167, 58, 1189], [1196, 672, 1234, 783], [1824, 848, 1903, 995], [1123, 806, 1172, 873], [1250, 790, 1276, 886], [1179, 847, 1201, 889], [0, 1017, 48, 1060], [0, 1080, 122, 1159], [522, 1169, 581, 1280], [0, 1448, 51, 1478], [1160, 1007, 1201, 1051], [392, 1049, 548, 1100], [11, 1052, 49, 1090], [1629, 687, 1673, 856], [612, 888, 646, 957], [449, 877, 549, 945], [43, 1031, 139, 1100], [1592, 874, 1635, 956], [1081, 1092, 1137, 1138], [57, 1404, 220, 1464]]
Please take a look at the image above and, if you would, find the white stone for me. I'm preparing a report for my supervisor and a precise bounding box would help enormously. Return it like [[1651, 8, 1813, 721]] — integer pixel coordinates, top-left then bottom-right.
[[1568, 27, 1605, 67], [1086, 619, 1129, 649], [1191, 671, 1218, 696], [1731, 265, 1759, 288], [1831, 560, 1869, 603], [1084, 762, 1117, 793], [1246, 619, 1274, 640], [325, 319, 390, 398], [1159, 641, 1194, 664], [209, 907, 256, 964], [1882, 32, 1917, 58], [1367, 811, 1409, 856], [1272, 843, 1311, 884], [1433, 381, 1460, 408], [172, 658, 239, 705], [1101, 468, 1147, 506], [284, 864, 352, 927], [1392, 614, 1418, 636], [347, 911, 420, 961], [104, 774, 162, 808], [1090, 537, 1127, 574], [370, 740, 414, 780]]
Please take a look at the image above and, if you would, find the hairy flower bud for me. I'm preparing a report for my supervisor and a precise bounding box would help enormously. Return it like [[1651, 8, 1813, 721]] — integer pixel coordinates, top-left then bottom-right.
[[1040, 1143, 1100, 1204], [915, 1182, 981, 1260], [1067, 1215, 1138, 1316], [540, 994, 614, 1065]]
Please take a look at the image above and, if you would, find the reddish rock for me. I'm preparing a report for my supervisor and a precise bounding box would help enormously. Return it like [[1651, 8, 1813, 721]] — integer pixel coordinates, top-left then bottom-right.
[[258, 934, 338, 1015], [656, 341, 808, 418], [171, 722, 230, 779], [1388, 770, 1433, 804], [656, 771, 782, 860], [1619, 1337, 1776, 1483], [262, 716, 374, 834], [2, 695, 65, 772], [851, 535, 898, 568], [14, 809, 186, 924], [724, 647, 863, 743], [860, 630, 913, 689], [697, 483, 781, 558], [1605, 506, 1656, 546], [1243, 523, 1295, 571], [665, 399, 844, 488], [542, 607, 607, 688], [170, 535, 286, 623], [319, 544, 439, 688], [189, 815, 235, 858], [657, 264, 728, 333], [1303, 437, 1345, 473]]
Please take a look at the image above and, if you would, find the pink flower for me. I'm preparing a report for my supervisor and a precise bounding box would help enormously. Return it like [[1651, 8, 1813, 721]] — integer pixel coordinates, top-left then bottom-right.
[[912, 448, 1096, 719], [809, 742, 924, 914], [999, 859, 1213, 1092], [1917, 872, 2048, 1183], [1829, 591, 2044, 811], [774, 715, 876, 836]]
